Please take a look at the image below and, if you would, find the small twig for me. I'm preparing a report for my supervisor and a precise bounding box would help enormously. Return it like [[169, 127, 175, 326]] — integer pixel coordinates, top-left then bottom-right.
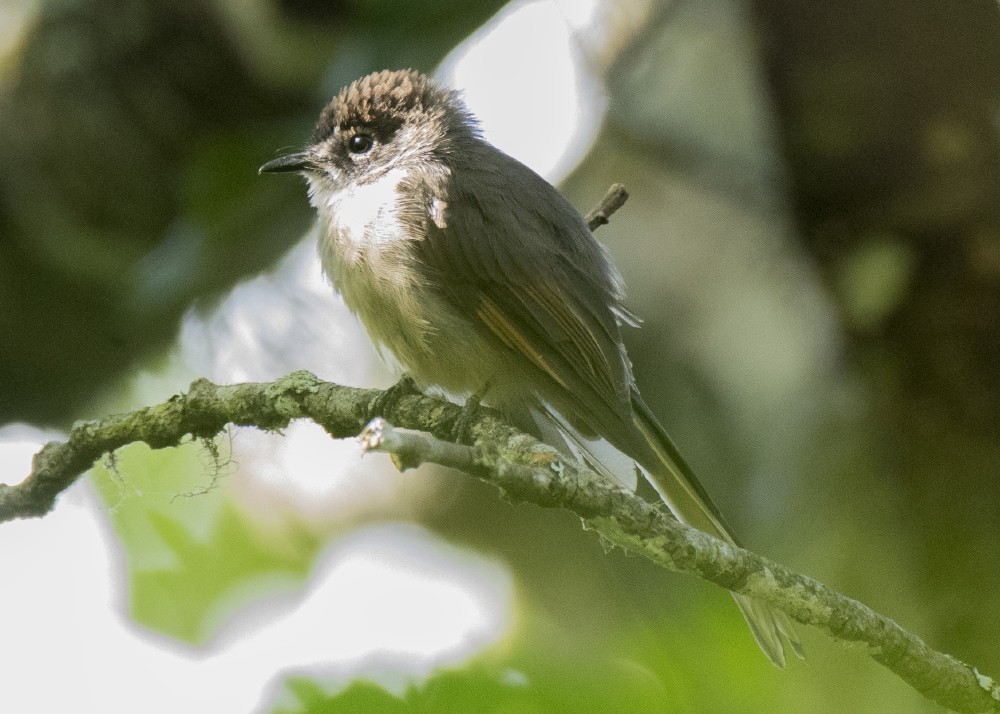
[[585, 183, 629, 231], [359, 417, 476, 471]]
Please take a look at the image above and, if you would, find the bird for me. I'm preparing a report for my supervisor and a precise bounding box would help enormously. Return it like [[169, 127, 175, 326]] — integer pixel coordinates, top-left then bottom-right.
[[260, 68, 801, 666]]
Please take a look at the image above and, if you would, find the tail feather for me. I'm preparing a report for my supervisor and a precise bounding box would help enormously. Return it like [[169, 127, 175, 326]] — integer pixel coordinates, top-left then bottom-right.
[[630, 395, 803, 667], [534, 405, 638, 491]]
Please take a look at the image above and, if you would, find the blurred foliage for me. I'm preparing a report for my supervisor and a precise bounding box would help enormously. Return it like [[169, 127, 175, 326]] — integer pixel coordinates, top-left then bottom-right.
[[273, 657, 669, 714], [91, 437, 321, 642], [751, 0, 1000, 675]]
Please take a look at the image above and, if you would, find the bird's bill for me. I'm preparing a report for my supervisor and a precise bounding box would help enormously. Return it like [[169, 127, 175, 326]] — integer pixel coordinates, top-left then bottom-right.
[[259, 152, 312, 174]]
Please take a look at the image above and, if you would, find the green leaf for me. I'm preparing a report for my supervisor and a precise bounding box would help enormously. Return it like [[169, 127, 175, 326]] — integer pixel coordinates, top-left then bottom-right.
[[270, 655, 671, 714], [91, 439, 320, 643]]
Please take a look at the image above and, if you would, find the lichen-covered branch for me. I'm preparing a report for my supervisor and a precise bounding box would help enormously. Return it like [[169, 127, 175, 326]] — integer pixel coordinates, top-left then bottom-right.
[[0, 372, 998, 711]]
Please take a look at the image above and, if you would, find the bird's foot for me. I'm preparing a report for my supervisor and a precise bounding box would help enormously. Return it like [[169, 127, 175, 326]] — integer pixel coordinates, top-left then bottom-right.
[[452, 392, 484, 444], [370, 374, 421, 419]]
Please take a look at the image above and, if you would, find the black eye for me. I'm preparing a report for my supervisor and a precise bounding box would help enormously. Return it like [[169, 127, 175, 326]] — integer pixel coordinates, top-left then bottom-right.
[[347, 133, 374, 154]]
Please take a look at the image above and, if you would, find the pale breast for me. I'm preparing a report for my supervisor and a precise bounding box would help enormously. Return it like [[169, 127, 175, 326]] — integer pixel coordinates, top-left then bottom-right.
[[311, 172, 430, 357], [309, 169, 510, 396]]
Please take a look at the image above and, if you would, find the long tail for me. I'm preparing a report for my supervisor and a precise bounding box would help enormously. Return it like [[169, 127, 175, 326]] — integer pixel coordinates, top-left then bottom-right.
[[630, 395, 803, 667]]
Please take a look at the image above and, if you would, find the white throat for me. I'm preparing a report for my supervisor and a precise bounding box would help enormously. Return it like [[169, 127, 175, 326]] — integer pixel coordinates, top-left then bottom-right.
[[308, 167, 412, 260]]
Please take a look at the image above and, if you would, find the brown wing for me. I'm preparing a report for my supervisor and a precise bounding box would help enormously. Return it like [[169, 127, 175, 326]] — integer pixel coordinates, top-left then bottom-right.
[[414, 143, 636, 441]]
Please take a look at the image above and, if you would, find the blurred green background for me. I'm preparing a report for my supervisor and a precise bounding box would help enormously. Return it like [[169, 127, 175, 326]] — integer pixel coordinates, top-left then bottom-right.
[[2, 0, 999, 712]]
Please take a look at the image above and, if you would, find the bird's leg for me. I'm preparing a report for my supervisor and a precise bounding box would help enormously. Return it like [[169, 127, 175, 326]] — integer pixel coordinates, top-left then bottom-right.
[[370, 374, 421, 419], [452, 382, 492, 444]]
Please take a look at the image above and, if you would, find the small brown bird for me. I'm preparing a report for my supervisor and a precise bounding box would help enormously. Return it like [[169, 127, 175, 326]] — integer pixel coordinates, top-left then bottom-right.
[[261, 69, 800, 665]]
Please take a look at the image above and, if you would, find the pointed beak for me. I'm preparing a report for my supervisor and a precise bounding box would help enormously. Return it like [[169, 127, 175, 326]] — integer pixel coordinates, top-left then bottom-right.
[[258, 152, 312, 174]]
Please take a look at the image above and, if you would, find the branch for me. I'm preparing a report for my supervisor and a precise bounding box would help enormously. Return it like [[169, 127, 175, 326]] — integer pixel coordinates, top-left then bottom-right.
[[585, 183, 629, 231], [2, 373, 998, 712]]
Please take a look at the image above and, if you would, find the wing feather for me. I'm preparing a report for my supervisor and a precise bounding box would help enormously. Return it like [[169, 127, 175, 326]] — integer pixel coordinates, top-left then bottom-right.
[[416, 144, 633, 434]]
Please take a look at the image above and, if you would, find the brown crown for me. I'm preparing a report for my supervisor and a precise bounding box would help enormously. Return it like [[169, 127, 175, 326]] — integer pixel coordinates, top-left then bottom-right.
[[312, 69, 460, 143]]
